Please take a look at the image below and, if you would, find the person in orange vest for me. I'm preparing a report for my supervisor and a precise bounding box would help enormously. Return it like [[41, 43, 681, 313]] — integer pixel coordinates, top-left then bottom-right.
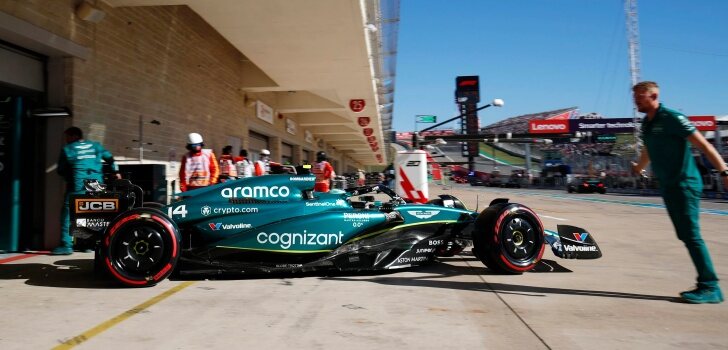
[[254, 149, 271, 176], [179, 132, 219, 191], [218, 145, 238, 182], [312, 151, 335, 192]]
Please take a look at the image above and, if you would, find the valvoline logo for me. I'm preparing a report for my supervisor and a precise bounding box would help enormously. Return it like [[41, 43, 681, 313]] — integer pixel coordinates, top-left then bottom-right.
[[573, 232, 589, 242], [209, 223, 222, 231]]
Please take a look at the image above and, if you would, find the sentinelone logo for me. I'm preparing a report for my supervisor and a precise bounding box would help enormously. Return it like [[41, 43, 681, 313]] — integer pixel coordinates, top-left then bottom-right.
[[221, 186, 290, 198], [257, 230, 343, 249]]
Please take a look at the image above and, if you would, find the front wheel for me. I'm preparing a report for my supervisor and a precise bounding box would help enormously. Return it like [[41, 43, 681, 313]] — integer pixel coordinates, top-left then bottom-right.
[[100, 208, 181, 287], [472, 203, 545, 274]]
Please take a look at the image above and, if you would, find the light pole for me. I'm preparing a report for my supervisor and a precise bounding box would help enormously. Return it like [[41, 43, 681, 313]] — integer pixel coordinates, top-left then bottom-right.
[[412, 98, 504, 151]]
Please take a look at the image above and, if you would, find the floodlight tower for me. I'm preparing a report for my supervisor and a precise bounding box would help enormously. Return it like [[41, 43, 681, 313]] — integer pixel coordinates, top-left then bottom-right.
[[625, 0, 642, 152]]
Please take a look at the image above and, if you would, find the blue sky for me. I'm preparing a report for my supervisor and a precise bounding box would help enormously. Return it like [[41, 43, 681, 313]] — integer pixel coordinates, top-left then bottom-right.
[[392, 0, 728, 132]]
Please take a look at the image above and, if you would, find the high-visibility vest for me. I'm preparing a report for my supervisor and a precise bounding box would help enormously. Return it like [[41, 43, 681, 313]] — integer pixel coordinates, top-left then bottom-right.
[[183, 149, 215, 187], [219, 155, 237, 177], [235, 158, 253, 178]]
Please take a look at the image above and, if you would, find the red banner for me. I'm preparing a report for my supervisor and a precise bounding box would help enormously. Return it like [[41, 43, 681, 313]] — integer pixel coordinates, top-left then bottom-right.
[[688, 116, 716, 131], [529, 120, 570, 134]]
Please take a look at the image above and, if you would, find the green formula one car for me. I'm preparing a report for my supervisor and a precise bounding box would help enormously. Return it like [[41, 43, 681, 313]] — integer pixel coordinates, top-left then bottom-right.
[[70, 174, 601, 286]]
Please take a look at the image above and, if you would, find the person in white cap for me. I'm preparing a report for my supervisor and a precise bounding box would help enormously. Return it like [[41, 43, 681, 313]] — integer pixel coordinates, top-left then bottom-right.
[[254, 149, 271, 176], [179, 132, 219, 191]]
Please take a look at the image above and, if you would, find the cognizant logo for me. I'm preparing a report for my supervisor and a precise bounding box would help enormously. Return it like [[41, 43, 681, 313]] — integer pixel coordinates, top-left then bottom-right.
[[257, 230, 344, 249], [221, 186, 291, 198]]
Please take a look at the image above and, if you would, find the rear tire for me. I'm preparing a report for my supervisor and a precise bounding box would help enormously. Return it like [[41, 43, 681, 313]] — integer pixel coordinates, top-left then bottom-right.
[[101, 208, 181, 287], [472, 203, 545, 274]]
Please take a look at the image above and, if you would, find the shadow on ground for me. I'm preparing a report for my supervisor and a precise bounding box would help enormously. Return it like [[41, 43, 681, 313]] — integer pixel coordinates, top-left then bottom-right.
[[0, 258, 118, 289], [324, 260, 681, 303]]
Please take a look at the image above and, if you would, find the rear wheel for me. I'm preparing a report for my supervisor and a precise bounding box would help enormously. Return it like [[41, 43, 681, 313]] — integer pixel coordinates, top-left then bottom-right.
[[100, 208, 180, 287], [472, 203, 545, 274]]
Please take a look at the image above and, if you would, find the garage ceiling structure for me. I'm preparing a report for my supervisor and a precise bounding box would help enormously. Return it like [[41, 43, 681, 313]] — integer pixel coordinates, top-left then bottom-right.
[[106, 0, 399, 166]]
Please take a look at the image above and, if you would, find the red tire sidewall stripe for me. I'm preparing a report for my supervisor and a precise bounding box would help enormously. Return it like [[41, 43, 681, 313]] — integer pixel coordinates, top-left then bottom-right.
[[105, 257, 146, 286], [494, 205, 545, 271], [103, 212, 178, 285], [151, 215, 178, 259]]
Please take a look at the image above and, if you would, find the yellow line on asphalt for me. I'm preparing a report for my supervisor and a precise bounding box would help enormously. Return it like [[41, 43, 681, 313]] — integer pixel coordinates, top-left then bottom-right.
[[52, 281, 195, 350]]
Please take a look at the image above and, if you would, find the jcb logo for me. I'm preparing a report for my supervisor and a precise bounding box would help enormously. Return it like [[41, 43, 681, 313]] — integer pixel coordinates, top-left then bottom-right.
[[75, 199, 118, 213], [406, 161, 421, 166]]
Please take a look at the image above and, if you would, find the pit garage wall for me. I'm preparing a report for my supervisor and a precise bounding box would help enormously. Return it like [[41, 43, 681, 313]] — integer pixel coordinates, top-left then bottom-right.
[[0, 1, 359, 248]]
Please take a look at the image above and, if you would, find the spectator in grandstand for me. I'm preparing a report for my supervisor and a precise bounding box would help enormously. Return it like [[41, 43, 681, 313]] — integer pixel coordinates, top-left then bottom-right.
[[631, 81, 728, 304]]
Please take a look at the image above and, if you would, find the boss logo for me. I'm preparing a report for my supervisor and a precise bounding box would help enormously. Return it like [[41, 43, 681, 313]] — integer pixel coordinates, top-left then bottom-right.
[[406, 161, 421, 166], [75, 199, 118, 213]]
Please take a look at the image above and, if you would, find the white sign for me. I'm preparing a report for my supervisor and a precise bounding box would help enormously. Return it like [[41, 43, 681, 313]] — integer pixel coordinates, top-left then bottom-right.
[[286, 118, 297, 135], [395, 150, 429, 203], [304, 130, 313, 144], [256, 100, 274, 124]]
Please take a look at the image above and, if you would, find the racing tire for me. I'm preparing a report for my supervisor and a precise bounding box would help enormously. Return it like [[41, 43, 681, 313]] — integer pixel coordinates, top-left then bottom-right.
[[472, 203, 545, 274], [100, 208, 181, 287]]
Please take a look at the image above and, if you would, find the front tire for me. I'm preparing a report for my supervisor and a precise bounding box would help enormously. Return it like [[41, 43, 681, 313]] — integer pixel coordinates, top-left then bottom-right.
[[101, 208, 181, 287], [472, 203, 545, 274]]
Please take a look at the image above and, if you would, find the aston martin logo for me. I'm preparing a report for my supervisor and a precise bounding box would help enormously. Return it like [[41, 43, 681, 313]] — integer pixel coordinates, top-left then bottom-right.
[[407, 210, 440, 219]]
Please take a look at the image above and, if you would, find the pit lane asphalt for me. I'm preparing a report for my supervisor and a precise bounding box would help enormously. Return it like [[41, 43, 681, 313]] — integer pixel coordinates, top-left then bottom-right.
[[1, 184, 726, 349]]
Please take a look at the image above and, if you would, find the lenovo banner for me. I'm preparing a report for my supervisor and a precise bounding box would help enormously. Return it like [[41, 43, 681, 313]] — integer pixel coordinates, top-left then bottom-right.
[[529, 120, 570, 134], [688, 116, 716, 131]]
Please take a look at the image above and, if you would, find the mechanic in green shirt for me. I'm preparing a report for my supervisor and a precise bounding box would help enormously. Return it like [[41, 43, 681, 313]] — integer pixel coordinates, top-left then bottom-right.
[[631, 81, 728, 304], [54, 127, 121, 255]]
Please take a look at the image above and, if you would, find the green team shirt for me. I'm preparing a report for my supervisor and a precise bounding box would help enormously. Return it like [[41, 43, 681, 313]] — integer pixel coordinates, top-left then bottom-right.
[[58, 139, 118, 191], [641, 103, 702, 189]]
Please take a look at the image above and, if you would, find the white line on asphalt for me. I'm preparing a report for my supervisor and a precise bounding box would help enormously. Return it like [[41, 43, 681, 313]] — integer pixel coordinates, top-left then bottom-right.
[[540, 215, 567, 221]]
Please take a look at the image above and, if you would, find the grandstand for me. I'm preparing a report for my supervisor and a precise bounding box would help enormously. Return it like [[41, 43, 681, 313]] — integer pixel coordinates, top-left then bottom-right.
[[480, 107, 579, 135]]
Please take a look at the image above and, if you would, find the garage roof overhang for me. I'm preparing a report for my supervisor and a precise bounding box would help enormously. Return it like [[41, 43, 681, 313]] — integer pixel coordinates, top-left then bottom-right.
[[106, 0, 397, 166]]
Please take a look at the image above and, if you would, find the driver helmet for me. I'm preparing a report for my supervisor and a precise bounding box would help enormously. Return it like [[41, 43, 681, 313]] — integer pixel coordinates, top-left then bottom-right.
[[260, 149, 270, 157]]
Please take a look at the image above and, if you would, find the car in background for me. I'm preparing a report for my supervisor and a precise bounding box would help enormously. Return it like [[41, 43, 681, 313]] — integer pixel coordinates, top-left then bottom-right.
[[568, 177, 606, 194]]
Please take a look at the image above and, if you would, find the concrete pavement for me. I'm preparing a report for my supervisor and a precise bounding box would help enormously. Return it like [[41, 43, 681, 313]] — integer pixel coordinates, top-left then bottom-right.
[[0, 184, 726, 349]]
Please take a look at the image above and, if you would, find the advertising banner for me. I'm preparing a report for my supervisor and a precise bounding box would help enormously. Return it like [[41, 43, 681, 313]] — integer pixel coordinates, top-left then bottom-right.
[[529, 119, 570, 134], [569, 118, 637, 133], [688, 116, 716, 131]]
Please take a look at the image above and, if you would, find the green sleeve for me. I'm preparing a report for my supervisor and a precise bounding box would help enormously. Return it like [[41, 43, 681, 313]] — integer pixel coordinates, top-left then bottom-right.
[[668, 113, 697, 138]]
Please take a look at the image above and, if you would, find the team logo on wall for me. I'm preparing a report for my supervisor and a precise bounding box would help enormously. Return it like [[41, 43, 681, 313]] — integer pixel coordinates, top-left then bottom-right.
[[358, 117, 370, 127], [363, 128, 373, 136], [349, 99, 366, 113]]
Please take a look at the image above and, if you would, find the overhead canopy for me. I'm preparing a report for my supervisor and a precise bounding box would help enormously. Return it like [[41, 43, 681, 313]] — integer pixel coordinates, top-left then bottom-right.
[[106, 0, 397, 165]]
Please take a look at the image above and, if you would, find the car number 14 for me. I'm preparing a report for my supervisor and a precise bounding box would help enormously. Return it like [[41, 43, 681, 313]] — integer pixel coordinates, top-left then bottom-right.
[[167, 205, 188, 218]]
